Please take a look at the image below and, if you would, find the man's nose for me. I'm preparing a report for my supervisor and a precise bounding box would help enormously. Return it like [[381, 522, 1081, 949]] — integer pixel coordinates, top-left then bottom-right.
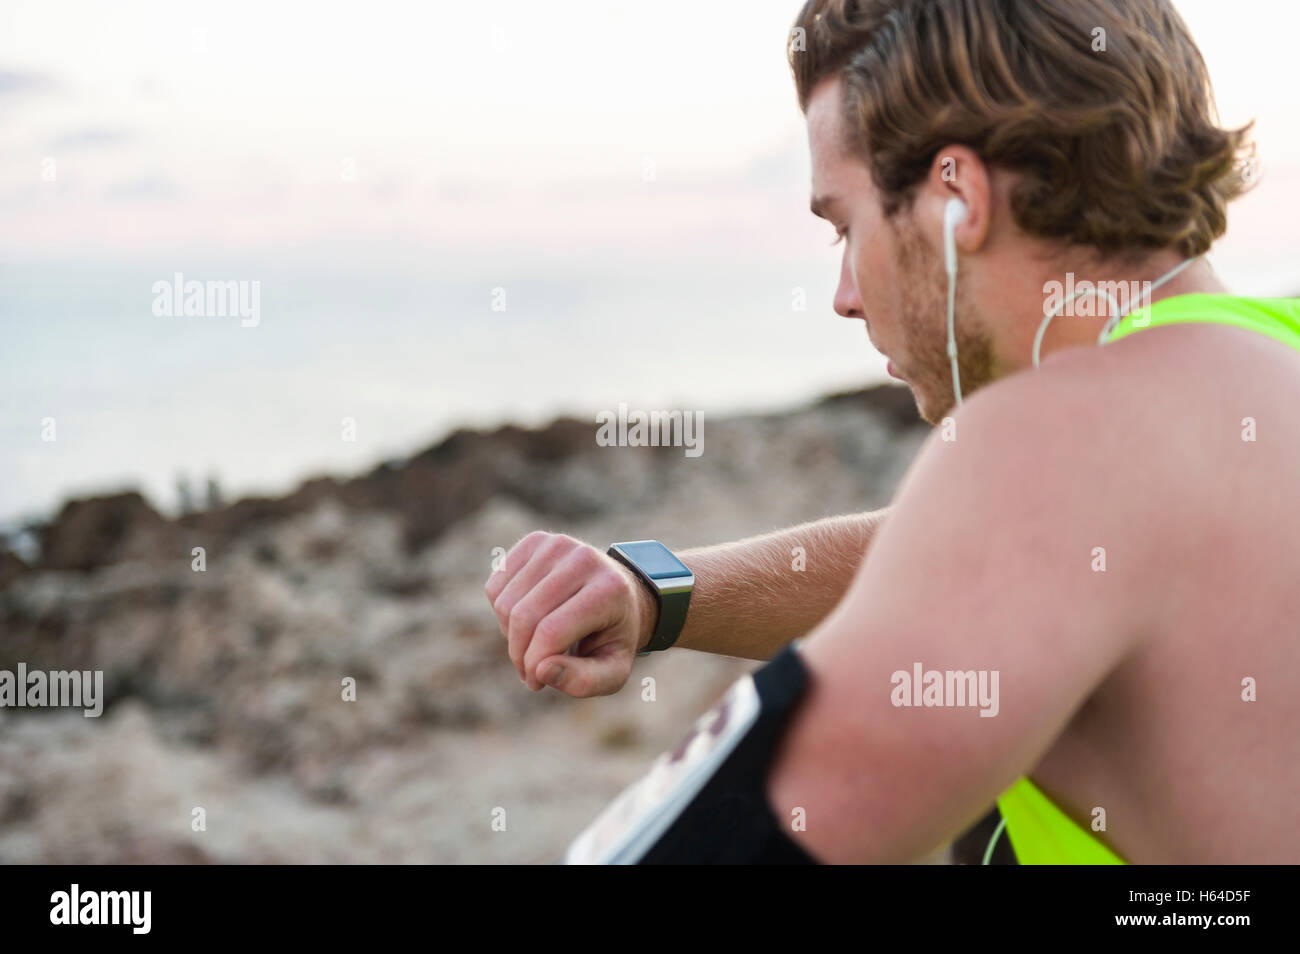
[[833, 253, 863, 320]]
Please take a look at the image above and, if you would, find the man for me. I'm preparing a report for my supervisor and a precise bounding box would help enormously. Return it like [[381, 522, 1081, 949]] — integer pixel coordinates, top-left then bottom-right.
[[484, 0, 1300, 863]]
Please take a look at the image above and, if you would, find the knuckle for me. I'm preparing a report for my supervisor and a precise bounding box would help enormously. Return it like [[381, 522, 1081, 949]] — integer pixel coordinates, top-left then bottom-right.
[[595, 571, 627, 601], [507, 603, 535, 634], [547, 534, 578, 557], [507, 629, 527, 664], [531, 619, 561, 655], [531, 538, 560, 563], [567, 545, 601, 576], [528, 630, 549, 656]]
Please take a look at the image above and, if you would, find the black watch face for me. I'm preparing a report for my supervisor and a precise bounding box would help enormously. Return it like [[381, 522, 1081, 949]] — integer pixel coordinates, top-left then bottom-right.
[[616, 541, 690, 580]]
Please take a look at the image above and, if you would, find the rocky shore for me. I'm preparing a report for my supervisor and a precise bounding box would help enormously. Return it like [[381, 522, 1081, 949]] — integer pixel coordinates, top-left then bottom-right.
[[0, 385, 930, 863]]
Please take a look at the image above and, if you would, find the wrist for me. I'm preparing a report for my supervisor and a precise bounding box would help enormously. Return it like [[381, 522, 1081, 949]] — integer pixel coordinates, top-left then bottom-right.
[[607, 540, 693, 654], [625, 568, 660, 653]]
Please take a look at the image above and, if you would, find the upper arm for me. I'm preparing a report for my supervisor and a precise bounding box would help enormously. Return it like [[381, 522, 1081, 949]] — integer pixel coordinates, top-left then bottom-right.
[[765, 372, 1155, 863]]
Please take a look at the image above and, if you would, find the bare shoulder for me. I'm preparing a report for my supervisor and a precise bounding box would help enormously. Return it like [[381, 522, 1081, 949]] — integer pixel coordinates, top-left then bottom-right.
[[1033, 318, 1300, 433], [935, 322, 1300, 589], [952, 319, 1300, 482]]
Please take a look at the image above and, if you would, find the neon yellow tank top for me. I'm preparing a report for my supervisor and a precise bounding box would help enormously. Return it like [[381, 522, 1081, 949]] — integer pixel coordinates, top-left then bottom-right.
[[994, 292, 1300, 865]]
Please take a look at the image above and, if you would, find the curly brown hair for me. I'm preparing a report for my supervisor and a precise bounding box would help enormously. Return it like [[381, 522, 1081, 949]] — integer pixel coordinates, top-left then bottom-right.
[[789, 0, 1254, 259]]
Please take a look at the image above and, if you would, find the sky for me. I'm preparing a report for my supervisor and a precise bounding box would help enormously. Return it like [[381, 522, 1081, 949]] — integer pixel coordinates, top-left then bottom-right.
[[5, 0, 1296, 267], [1, 0, 827, 264], [2, 0, 1298, 524]]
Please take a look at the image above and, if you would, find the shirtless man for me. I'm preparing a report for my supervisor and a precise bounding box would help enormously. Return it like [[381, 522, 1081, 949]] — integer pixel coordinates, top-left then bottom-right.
[[484, 0, 1300, 863]]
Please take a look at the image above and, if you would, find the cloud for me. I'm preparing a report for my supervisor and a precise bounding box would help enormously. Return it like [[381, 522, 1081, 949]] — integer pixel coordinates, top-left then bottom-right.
[[737, 140, 810, 191], [0, 69, 58, 96], [49, 127, 134, 151], [103, 175, 182, 202]]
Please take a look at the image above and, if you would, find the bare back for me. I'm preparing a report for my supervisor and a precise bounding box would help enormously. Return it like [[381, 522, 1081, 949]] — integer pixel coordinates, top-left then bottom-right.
[[1035, 320, 1300, 862]]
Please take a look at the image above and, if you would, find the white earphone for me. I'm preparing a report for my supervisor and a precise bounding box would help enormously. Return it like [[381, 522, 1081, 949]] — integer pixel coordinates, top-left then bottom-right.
[[943, 197, 967, 276], [943, 198, 968, 406]]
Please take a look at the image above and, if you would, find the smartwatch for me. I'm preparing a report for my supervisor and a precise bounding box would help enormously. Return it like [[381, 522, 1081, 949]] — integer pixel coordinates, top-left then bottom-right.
[[607, 540, 694, 655]]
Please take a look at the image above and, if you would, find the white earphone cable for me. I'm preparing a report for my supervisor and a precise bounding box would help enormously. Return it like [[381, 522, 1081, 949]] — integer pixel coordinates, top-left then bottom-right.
[[945, 239, 1205, 406], [1032, 255, 1203, 368], [947, 259, 962, 407]]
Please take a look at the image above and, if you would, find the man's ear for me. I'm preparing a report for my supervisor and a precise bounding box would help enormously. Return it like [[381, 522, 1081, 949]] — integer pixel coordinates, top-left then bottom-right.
[[923, 146, 992, 256]]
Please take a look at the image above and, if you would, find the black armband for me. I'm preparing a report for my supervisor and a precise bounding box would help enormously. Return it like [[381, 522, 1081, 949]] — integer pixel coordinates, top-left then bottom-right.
[[565, 644, 818, 865]]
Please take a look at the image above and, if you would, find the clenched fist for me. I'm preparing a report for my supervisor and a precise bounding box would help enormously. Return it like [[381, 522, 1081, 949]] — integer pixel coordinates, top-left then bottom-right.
[[483, 532, 658, 696]]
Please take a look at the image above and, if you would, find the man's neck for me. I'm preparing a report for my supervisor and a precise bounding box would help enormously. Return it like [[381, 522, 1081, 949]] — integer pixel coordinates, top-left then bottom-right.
[[1030, 252, 1229, 364], [1139, 252, 1229, 308]]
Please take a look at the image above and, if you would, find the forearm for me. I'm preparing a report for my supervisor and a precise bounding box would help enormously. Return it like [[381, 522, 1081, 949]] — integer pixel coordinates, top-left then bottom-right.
[[659, 510, 887, 660]]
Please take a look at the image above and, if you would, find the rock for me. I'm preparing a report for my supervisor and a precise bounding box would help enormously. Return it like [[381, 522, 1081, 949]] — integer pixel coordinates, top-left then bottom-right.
[[0, 385, 931, 862], [38, 492, 169, 573], [0, 551, 28, 589], [817, 382, 923, 430]]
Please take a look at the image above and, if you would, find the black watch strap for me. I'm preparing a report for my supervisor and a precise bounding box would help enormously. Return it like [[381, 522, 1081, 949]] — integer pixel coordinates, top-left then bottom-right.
[[607, 543, 693, 654]]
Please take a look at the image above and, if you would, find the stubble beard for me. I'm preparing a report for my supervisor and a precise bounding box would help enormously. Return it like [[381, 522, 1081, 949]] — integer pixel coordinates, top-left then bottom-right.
[[889, 215, 998, 425]]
